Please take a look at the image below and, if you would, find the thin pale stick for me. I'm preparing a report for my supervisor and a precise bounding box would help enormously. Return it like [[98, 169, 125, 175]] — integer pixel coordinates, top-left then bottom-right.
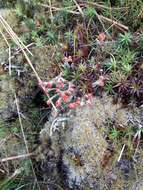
[[48, 0, 53, 21], [39, 3, 80, 15], [117, 144, 126, 162], [99, 15, 129, 31], [1, 153, 35, 163], [14, 93, 41, 190], [0, 15, 33, 56], [73, 0, 84, 17]]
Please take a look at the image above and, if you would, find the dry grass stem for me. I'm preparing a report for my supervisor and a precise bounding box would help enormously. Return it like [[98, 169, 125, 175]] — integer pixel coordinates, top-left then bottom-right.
[[48, 0, 54, 22], [39, 3, 80, 15], [99, 15, 129, 31], [73, 0, 84, 17], [14, 93, 41, 190], [1, 153, 35, 163], [117, 144, 126, 162], [0, 15, 33, 56]]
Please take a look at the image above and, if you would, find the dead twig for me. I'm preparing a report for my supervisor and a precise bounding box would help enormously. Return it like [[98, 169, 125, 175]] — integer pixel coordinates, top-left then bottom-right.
[[48, 0, 54, 22], [14, 93, 41, 190], [0, 15, 33, 56], [39, 3, 128, 33], [94, 11, 110, 36], [117, 144, 126, 162], [98, 15, 129, 32], [1, 153, 35, 163], [39, 3, 80, 15], [73, 0, 84, 17], [1, 43, 35, 66]]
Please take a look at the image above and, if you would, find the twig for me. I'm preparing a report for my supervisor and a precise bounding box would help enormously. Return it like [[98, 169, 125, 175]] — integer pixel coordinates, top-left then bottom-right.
[[14, 93, 41, 190], [1, 43, 35, 66], [8, 42, 11, 75], [39, 3, 80, 15], [73, 0, 84, 17], [14, 93, 32, 161], [98, 15, 129, 31], [117, 144, 126, 162], [0, 15, 33, 56], [39, 2, 128, 33], [0, 16, 40, 80], [94, 11, 110, 36], [15, 43, 35, 54], [1, 43, 35, 65], [48, 0, 53, 22], [1, 153, 35, 163], [0, 16, 38, 76]]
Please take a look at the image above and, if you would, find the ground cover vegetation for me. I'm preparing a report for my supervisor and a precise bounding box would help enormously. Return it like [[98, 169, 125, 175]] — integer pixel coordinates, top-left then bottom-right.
[[0, 0, 143, 189]]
